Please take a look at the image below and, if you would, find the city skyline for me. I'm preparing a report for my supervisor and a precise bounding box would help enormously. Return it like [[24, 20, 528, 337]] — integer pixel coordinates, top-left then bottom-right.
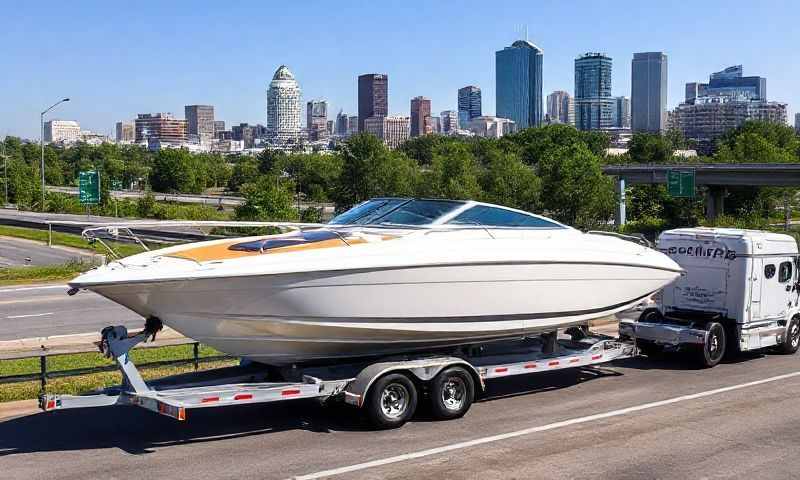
[[1, 1, 799, 139]]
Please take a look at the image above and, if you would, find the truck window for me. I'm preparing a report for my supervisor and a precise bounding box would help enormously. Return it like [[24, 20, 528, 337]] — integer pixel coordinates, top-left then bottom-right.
[[765, 264, 776, 279], [779, 262, 793, 283]]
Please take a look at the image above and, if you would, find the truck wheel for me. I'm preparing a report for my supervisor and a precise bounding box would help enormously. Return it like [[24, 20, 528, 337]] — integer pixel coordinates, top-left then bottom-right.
[[777, 317, 800, 355], [638, 308, 663, 323], [365, 373, 418, 429], [697, 322, 726, 368], [430, 366, 475, 420]]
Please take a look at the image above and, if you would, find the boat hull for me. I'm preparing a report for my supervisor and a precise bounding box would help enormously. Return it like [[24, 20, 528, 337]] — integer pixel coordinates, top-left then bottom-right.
[[88, 261, 679, 364]]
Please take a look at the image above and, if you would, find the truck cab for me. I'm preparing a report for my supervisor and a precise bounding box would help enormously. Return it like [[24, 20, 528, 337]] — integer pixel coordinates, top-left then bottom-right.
[[620, 227, 800, 367]]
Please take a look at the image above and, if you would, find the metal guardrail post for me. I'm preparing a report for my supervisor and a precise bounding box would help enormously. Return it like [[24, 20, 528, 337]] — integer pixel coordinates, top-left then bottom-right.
[[193, 342, 199, 370], [40, 355, 47, 392], [48, 224, 52, 247]]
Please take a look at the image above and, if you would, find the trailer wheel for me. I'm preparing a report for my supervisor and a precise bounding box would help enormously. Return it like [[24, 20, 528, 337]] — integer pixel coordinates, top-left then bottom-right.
[[429, 366, 475, 420], [777, 317, 800, 355], [697, 322, 726, 368], [365, 373, 418, 429], [638, 308, 663, 323]]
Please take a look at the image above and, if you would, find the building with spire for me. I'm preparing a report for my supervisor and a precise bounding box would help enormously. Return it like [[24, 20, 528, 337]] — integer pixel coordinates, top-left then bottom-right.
[[266, 65, 302, 144]]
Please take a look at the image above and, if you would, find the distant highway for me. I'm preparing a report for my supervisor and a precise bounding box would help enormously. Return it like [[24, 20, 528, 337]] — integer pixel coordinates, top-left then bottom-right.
[[0, 237, 90, 267], [45, 185, 336, 215], [0, 284, 141, 340]]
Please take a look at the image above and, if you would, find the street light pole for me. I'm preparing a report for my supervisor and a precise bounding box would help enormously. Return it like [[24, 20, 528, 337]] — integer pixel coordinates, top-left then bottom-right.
[[40, 98, 70, 211], [2, 139, 7, 206]]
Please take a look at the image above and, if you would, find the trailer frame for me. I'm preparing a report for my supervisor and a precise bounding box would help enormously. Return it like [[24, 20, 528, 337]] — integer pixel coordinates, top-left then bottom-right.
[[40, 323, 635, 427]]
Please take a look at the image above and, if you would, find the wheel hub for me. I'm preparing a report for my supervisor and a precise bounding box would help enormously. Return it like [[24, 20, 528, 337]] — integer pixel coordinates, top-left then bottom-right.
[[380, 384, 409, 419], [441, 377, 466, 411]]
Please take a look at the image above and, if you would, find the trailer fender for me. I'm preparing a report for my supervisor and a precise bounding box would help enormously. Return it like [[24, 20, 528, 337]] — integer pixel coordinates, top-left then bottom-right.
[[344, 357, 483, 407]]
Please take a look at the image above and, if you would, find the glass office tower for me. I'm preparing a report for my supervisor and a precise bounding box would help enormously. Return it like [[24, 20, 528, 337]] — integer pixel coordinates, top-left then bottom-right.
[[496, 40, 543, 129]]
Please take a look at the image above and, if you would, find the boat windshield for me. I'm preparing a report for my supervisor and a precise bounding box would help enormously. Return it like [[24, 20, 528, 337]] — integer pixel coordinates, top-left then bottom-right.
[[329, 199, 464, 226]]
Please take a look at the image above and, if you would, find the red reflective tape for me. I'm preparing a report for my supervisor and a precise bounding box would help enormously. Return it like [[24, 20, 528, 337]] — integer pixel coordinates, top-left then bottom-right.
[[524, 363, 537, 369], [281, 389, 302, 397], [201, 396, 219, 403], [234, 393, 254, 400], [177, 407, 186, 421], [569, 358, 580, 363], [46, 400, 55, 410], [548, 361, 560, 366], [494, 367, 508, 373], [592, 354, 603, 361]]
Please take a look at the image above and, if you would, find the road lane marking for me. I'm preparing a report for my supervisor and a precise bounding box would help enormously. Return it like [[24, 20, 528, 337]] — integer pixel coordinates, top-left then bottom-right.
[[0, 285, 67, 294], [7, 312, 54, 319], [291, 370, 800, 480]]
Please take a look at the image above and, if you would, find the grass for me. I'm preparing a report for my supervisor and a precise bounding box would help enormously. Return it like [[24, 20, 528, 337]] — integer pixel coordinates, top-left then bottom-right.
[[0, 225, 159, 285], [0, 343, 236, 403], [0, 260, 94, 286], [0, 225, 147, 258]]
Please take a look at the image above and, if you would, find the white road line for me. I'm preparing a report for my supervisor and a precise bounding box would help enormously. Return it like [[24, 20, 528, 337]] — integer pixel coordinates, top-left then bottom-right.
[[0, 285, 67, 294], [6, 312, 54, 319], [291, 370, 800, 480]]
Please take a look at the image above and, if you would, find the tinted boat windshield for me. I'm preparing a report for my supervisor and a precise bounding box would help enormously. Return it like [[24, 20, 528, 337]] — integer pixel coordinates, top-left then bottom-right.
[[330, 199, 464, 226]]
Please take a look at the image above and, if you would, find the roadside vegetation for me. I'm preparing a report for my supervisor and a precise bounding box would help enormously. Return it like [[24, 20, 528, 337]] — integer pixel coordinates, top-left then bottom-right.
[[1, 119, 799, 234], [0, 343, 235, 402], [0, 225, 152, 285]]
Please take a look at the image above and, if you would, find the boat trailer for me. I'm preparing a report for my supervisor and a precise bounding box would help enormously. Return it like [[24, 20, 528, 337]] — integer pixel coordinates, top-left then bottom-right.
[[40, 324, 635, 428]]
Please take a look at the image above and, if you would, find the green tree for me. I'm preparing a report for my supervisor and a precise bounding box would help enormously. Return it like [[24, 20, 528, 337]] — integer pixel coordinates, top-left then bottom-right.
[[627, 132, 674, 164], [234, 175, 298, 221], [149, 149, 205, 193], [227, 157, 260, 192], [418, 143, 482, 200], [537, 143, 614, 228], [334, 133, 418, 208], [479, 150, 540, 212]]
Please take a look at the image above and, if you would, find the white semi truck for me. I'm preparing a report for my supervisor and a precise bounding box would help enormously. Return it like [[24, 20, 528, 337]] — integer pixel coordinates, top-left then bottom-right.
[[620, 227, 800, 367]]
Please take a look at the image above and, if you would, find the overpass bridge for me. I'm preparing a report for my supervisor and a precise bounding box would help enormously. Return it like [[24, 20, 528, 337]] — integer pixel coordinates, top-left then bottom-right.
[[602, 163, 800, 225]]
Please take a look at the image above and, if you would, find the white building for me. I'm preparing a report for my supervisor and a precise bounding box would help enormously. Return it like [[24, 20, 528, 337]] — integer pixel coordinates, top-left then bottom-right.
[[79, 130, 111, 145], [266, 65, 301, 144], [363, 116, 410, 149], [440, 110, 459, 133], [466, 116, 517, 138], [44, 120, 80, 144]]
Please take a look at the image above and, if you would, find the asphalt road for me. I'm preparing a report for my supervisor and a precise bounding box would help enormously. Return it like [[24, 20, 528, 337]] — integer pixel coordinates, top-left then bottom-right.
[[0, 284, 142, 340], [0, 237, 90, 267], [2, 347, 800, 479]]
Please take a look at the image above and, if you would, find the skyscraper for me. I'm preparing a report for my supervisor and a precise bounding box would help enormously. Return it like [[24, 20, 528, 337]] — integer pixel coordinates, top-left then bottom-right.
[[684, 65, 766, 104], [358, 73, 388, 132], [266, 65, 302, 144], [336, 111, 349, 136], [115, 121, 135, 143], [184, 105, 215, 141], [611, 96, 631, 128], [546, 91, 574, 124], [440, 110, 459, 133], [796, 113, 800, 134], [213, 120, 225, 137], [574, 52, 613, 131], [631, 52, 667, 132], [457, 86, 482, 127], [348, 115, 359, 136], [410, 96, 432, 137], [306, 100, 328, 141], [496, 40, 544, 129]]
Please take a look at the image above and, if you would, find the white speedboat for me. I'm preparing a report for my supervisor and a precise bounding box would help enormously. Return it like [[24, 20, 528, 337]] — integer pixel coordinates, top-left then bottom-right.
[[70, 198, 682, 364]]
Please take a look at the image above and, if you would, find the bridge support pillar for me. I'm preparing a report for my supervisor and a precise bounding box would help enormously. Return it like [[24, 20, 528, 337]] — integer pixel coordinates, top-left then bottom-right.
[[705, 186, 725, 221], [615, 177, 626, 228]]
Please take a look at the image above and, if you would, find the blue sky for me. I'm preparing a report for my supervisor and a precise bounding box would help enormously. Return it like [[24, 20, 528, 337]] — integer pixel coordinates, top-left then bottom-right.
[[1, 0, 798, 139]]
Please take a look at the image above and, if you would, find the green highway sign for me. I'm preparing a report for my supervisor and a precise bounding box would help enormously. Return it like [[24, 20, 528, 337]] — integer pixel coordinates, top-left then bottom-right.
[[667, 169, 695, 198], [79, 170, 100, 205]]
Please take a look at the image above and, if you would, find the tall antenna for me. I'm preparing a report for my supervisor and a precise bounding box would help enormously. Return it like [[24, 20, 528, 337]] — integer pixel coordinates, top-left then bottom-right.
[[525, 25, 528, 41]]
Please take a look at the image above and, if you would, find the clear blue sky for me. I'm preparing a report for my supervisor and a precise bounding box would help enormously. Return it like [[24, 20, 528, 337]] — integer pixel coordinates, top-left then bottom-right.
[[1, 0, 798, 139]]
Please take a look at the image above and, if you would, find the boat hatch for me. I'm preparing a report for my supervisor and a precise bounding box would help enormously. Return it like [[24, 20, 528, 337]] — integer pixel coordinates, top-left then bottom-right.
[[230, 230, 343, 252]]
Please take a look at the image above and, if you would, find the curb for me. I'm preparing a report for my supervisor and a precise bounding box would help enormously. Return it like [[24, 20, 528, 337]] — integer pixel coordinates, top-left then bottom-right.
[[0, 399, 39, 421]]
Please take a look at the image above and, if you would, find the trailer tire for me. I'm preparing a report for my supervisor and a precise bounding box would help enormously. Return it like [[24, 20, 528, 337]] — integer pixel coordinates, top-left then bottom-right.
[[638, 308, 663, 323], [777, 317, 800, 355], [697, 322, 726, 368], [365, 373, 418, 429], [429, 366, 475, 420]]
